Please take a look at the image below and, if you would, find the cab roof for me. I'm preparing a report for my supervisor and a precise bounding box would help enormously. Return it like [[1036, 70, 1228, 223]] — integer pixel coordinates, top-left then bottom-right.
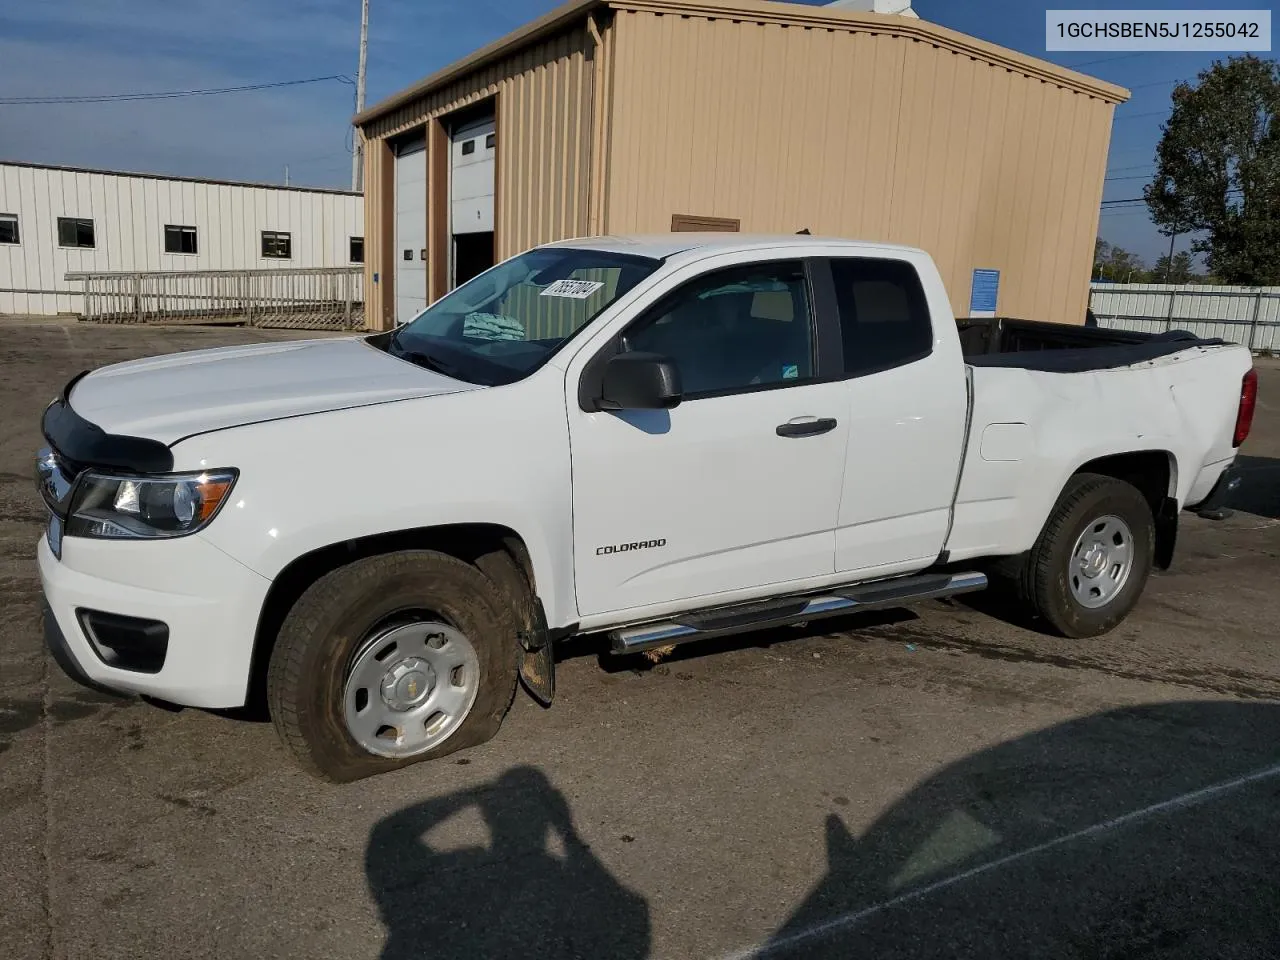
[[539, 233, 927, 263]]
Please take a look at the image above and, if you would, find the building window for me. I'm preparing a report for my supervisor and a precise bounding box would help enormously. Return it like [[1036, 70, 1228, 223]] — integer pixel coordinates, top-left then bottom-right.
[[461, 139, 476, 155], [261, 231, 292, 259], [485, 133, 496, 150], [164, 224, 198, 255], [349, 236, 365, 263], [0, 213, 18, 245], [57, 217, 95, 249]]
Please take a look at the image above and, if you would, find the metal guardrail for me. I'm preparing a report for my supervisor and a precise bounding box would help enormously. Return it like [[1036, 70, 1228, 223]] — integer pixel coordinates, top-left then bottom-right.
[[65, 267, 365, 330], [1089, 283, 1280, 354]]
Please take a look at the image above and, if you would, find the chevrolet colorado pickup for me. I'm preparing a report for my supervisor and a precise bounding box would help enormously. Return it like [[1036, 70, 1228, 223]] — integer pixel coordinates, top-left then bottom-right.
[[35, 235, 1257, 781]]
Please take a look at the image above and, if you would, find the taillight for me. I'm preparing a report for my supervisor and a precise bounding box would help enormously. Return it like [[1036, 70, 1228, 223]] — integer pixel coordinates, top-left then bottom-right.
[[1234, 368, 1258, 447]]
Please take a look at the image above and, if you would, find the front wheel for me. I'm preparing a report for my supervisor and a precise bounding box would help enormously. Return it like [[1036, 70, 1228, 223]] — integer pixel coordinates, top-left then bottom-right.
[[266, 550, 520, 783], [1018, 473, 1155, 638]]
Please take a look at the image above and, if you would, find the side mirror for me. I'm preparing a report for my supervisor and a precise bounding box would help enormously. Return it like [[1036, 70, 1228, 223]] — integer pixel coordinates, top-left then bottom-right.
[[598, 352, 682, 411]]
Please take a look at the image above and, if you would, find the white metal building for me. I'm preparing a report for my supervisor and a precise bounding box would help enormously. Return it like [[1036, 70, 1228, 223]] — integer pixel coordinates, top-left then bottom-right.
[[0, 161, 365, 316]]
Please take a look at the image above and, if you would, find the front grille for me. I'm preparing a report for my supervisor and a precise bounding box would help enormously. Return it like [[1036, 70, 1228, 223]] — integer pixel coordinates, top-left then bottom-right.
[[35, 446, 80, 519], [54, 449, 89, 478]]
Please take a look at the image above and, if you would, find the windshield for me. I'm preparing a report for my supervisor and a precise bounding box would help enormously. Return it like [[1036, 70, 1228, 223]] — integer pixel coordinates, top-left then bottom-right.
[[379, 246, 661, 386]]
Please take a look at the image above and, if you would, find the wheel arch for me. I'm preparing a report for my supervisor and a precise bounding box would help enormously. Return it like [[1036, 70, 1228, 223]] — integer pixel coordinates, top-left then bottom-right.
[[1067, 449, 1179, 570], [244, 523, 537, 712]]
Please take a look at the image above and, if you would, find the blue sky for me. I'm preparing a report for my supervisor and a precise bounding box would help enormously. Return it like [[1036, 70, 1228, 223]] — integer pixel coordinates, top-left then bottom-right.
[[0, 0, 1265, 262]]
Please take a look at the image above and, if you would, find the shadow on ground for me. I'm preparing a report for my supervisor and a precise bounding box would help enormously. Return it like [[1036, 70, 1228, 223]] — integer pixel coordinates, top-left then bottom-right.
[[1229, 455, 1280, 519], [756, 700, 1280, 959], [365, 766, 651, 960], [363, 703, 1280, 959]]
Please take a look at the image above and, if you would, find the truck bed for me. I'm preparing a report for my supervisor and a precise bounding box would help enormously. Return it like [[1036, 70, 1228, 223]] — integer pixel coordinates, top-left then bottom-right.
[[957, 317, 1228, 372], [945, 320, 1252, 566]]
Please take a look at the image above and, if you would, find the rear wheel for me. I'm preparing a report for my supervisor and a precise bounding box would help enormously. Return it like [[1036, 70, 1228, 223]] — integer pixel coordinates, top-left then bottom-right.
[[1017, 473, 1155, 638], [266, 550, 519, 782]]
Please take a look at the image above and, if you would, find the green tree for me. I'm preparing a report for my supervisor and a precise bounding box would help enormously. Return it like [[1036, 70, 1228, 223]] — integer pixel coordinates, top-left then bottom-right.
[[1092, 238, 1111, 279], [1092, 238, 1148, 282], [1150, 251, 1198, 283], [1145, 55, 1280, 284]]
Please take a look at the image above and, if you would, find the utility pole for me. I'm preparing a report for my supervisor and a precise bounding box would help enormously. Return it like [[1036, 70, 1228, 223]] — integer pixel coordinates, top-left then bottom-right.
[[351, 0, 370, 192], [284, 164, 290, 186]]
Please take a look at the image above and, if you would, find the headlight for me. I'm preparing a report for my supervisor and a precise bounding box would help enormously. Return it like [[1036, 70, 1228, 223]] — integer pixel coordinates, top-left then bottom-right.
[[66, 469, 238, 540]]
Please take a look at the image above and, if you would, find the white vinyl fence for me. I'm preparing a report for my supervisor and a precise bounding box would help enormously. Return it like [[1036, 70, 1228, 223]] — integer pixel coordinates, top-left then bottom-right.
[[1089, 283, 1280, 354]]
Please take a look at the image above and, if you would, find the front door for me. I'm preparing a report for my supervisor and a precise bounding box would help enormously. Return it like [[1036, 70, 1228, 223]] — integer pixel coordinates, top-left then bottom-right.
[[568, 259, 850, 619]]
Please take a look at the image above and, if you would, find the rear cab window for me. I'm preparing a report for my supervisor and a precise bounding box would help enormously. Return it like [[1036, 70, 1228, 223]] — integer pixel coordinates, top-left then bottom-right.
[[828, 258, 934, 377]]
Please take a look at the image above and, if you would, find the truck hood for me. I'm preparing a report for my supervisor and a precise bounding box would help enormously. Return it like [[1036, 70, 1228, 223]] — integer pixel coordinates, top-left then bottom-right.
[[66, 336, 483, 445]]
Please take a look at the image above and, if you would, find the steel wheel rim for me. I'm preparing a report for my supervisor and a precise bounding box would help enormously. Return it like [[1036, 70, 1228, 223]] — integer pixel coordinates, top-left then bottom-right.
[[342, 620, 481, 758], [1069, 514, 1135, 610]]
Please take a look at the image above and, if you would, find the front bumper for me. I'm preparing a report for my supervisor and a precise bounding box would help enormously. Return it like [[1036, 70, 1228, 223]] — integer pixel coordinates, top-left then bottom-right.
[[42, 600, 127, 699], [38, 532, 272, 708]]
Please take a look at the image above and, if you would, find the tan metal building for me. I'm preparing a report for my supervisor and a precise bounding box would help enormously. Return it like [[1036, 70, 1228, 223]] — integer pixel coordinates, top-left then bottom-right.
[[354, 0, 1128, 330]]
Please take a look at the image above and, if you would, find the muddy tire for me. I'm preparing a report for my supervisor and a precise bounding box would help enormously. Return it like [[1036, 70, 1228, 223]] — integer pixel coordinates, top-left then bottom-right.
[[1017, 473, 1155, 638], [266, 550, 520, 783]]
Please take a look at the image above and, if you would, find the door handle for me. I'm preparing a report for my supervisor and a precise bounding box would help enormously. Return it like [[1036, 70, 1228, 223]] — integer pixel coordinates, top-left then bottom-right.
[[776, 417, 838, 438]]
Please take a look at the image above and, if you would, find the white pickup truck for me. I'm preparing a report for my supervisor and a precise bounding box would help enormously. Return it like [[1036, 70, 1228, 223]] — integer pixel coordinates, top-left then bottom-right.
[[36, 235, 1257, 781]]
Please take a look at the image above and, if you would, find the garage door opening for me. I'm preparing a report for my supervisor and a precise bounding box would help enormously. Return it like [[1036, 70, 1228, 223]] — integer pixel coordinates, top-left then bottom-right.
[[454, 232, 494, 287]]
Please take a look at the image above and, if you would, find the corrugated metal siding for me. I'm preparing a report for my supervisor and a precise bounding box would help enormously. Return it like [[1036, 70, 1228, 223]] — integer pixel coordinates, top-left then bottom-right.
[[0, 163, 364, 315], [498, 29, 595, 258], [360, 25, 597, 329], [1090, 282, 1280, 352], [601, 9, 1115, 326]]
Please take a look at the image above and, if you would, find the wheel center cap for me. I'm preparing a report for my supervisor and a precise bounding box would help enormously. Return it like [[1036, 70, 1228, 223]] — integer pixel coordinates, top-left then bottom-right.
[[1081, 543, 1107, 578], [381, 658, 436, 711]]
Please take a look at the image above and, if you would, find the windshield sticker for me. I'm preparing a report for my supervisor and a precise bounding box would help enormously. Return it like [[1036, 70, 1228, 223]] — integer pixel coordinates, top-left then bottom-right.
[[540, 279, 605, 300]]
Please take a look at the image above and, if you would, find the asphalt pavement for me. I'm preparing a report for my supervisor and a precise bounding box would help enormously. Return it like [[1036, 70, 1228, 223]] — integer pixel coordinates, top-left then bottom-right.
[[1, 317, 1278, 959]]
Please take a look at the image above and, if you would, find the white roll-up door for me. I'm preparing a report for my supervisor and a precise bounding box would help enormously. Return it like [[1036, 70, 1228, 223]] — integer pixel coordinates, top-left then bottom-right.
[[394, 135, 427, 324], [450, 118, 495, 236]]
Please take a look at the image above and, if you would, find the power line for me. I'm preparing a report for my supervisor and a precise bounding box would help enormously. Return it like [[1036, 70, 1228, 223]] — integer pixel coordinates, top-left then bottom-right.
[[1065, 52, 1152, 69], [1128, 76, 1187, 91], [1115, 109, 1173, 120], [1102, 186, 1247, 207], [1100, 210, 1278, 225], [0, 75, 353, 105]]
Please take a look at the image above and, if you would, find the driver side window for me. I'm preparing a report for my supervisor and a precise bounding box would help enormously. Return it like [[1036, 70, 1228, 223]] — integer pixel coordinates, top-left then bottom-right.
[[622, 261, 815, 398]]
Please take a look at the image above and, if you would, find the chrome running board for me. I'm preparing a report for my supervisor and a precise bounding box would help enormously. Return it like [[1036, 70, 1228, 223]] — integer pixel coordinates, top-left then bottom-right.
[[609, 571, 988, 654]]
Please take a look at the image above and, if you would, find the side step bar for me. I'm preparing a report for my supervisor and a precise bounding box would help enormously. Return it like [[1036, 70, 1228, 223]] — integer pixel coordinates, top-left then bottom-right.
[[610, 571, 988, 654]]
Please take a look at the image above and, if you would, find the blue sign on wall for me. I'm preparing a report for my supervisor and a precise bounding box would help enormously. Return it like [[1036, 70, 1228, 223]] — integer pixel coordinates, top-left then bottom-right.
[[970, 269, 1001, 317]]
